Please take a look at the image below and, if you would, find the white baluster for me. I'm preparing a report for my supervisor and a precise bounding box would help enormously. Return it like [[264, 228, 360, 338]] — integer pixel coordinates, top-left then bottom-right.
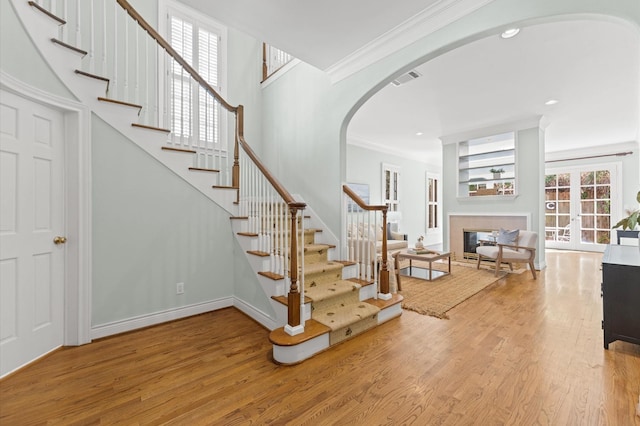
[[75, 1, 81, 56], [112, 3, 117, 97], [133, 26, 138, 107], [101, 0, 107, 77], [88, 0, 94, 74], [61, 0, 68, 43]]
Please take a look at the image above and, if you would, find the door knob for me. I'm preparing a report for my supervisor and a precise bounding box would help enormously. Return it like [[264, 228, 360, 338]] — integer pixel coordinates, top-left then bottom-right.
[[53, 236, 67, 245]]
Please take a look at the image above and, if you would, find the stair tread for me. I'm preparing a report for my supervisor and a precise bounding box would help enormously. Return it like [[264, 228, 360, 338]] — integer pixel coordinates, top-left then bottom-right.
[[346, 277, 374, 287], [97, 96, 142, 110], [304, 261, 344, 276], [313, 300, 380, 332], [363, 294, 404, 310], [28, 1, 65, 24], [189, 167, 219, 173], [304, 243, 334, 252], [162, 146, 196, 154], [132, 123, 171, 133], [305, 279, 360, 303], [269, 319, 331, 346], [259, 271, 284, 281], [52, 39, 87, 56]]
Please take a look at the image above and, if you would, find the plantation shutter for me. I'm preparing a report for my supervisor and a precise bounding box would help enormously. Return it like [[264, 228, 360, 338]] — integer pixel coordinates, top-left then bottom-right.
[[168, 13, 221, 147]]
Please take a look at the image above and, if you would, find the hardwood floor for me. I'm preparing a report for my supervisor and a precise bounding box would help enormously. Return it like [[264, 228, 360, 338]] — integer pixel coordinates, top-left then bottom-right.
[[1, 251, 639, 425]]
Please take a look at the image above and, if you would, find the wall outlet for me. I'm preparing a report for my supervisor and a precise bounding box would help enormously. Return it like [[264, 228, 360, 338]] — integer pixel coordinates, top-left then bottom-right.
[[176, 282, 184, 295]]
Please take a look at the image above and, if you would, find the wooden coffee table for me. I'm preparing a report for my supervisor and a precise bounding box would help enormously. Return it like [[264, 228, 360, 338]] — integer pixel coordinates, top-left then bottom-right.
[[393, 249, 451, 290]]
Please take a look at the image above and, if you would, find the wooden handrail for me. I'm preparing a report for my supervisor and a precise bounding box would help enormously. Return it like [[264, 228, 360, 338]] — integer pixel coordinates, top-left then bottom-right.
[[238, 133, 301, 206], [116, 0, 236, 113], [343, 185, 387, 212]]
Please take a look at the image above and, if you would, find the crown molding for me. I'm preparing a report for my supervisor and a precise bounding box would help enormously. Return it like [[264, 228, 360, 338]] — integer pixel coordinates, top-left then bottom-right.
[[440, 116, 543, 145], [347, 133, 439, 165], [326, 0, 495, 84]]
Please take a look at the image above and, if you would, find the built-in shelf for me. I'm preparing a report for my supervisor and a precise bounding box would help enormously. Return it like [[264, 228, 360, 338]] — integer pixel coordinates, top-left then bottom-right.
[[458, 132, 516, 198]]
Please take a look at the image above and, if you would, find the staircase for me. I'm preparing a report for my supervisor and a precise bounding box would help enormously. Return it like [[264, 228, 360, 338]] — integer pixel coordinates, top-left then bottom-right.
[[14, 0, 402, 364]]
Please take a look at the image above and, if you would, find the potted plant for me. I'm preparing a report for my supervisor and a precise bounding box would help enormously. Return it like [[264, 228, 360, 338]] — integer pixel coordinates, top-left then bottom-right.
[[613, 190, 640, 231], [490, 168, 505, 179]]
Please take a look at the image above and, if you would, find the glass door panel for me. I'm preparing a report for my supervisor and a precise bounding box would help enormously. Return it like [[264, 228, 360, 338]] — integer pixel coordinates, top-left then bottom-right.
[[545, 165, 618, 252]]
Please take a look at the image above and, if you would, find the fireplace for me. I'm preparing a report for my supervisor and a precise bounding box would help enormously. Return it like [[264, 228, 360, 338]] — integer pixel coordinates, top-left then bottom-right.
[[449, 214, 530, 261], [463, 229, 495, 259]]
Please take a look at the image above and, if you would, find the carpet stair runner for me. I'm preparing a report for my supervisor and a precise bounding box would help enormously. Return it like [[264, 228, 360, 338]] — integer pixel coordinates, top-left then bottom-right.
[[268, 218, 403, 363]]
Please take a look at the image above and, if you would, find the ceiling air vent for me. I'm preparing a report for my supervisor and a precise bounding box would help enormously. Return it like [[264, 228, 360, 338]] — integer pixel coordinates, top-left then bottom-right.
[[391, 70, 421, 86]]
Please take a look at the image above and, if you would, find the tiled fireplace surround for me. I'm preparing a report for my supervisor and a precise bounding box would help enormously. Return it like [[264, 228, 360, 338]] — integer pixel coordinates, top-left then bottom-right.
[[449, 214, 530, 261]]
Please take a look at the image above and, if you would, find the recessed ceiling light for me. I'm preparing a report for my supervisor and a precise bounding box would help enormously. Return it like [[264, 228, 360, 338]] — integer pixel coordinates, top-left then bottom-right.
[[501, 28, 520, 39], [416, 132, 424, 136], [545, 99, 559, 105]]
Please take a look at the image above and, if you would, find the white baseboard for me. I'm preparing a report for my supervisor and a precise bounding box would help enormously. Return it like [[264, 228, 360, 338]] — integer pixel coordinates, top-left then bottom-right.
[[91, 298, 234, 340], [233, 297, 278, 331]]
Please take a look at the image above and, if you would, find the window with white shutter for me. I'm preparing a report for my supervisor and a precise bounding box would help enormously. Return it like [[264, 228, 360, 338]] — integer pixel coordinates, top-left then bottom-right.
[[162, 2, 226, 149]]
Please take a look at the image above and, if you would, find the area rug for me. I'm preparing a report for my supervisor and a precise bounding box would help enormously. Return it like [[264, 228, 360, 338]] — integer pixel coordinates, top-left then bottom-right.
[[398, 263, 505, 319]]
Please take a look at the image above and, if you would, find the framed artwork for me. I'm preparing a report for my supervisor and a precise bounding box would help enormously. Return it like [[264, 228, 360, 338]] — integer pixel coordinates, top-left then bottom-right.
[[346, 182, 369, 212]]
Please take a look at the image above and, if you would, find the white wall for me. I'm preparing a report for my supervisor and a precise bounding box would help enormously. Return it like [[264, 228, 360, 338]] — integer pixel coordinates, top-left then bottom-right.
[[346, 143, 442, 245]]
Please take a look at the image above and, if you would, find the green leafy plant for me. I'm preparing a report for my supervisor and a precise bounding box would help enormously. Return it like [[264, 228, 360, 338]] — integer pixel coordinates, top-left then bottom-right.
[[613, 190, 640, 230], [490, 168, 505, 174]]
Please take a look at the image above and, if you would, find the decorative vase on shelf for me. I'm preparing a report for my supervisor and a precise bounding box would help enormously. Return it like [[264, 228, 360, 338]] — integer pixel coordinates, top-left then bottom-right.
[[490, 168, 505, 180]]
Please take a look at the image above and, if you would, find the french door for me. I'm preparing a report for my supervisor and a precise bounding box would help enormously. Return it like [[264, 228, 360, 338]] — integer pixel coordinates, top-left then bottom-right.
[[545, 164, 620, 252]]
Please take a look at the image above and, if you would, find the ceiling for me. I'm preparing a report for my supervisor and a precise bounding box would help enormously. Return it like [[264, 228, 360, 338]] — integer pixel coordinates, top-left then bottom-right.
[[348, 19, 640, 161], [180, 1, 639, 161]]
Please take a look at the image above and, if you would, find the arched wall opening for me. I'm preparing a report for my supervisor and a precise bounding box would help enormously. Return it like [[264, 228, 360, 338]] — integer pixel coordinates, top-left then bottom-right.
[[340, 13, 639, 251]]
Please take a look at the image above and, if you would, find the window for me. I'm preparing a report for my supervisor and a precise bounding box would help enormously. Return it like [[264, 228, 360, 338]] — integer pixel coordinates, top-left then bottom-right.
[[382, 163, 400, 212], [458, 132, 516, 197], [426, 173, 440, 231], [162, 2, 226, 148]]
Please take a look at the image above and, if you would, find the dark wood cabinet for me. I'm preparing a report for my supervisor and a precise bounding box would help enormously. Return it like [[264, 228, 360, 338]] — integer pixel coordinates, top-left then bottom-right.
[[602, 244, 640, 349]]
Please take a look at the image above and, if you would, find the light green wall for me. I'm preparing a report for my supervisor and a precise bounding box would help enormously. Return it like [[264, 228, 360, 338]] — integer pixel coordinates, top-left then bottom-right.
[[260, 0, 640, 242], [91, 115, 235, 325], [346, 144, 442, 244], [1, 1, 75, 100], [227, 27, 264, 155]]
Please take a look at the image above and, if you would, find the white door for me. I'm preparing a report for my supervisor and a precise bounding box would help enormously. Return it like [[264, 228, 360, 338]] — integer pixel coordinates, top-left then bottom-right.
[[0, 90, 65, 376], [545, 165, 620, 252]]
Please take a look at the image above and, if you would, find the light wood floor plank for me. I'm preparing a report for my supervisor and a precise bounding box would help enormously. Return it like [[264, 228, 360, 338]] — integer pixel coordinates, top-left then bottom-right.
[[1, 251, 639, 425]]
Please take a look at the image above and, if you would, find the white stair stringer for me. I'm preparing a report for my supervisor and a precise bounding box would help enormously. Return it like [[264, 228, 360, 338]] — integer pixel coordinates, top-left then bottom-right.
[[12, 0, 238, 215]]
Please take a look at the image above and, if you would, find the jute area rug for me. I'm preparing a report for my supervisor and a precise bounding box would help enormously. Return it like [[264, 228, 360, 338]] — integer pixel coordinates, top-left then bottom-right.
[[397, 262, 505, 319]]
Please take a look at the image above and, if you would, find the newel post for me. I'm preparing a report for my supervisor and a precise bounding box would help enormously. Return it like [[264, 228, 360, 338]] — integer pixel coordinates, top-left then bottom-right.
[[232, 105, 243, 194], [285, 203, 305, 336], [379, 208, 392, 300]]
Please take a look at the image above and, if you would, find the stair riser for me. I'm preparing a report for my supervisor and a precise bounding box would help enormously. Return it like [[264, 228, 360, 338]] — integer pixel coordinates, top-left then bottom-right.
[[305, 270, 343, 288], [329, 315, 378, 346], [303, 249, 329, 265], [311, 289, 360, 313]]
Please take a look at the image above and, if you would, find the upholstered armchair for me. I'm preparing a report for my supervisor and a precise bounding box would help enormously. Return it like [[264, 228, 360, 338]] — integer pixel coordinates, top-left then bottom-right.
[[476, 230, 538, 279]]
